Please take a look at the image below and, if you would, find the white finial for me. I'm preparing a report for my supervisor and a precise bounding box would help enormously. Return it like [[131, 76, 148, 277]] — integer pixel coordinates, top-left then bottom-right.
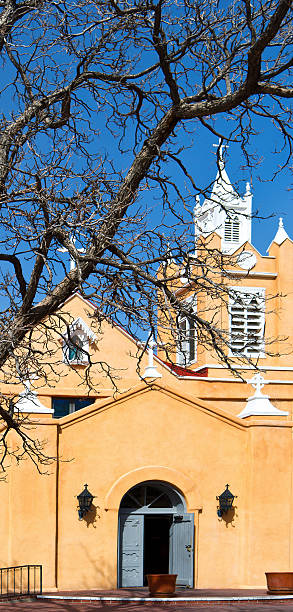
[[23, 378, 31, 394], [267, 217, 290, 250], [237, 372, 288, 419], [58, 237, 86, 272], [20, 373, 37, 395], [166, 242, 175, 266], [245, 181, 251, 195], [142, 335, 162, 379]]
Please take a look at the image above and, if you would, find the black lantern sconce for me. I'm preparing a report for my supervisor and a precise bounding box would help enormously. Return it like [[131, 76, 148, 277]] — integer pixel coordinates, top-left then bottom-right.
[[216, 484, 237, 518], [77, 484, 95, 520]]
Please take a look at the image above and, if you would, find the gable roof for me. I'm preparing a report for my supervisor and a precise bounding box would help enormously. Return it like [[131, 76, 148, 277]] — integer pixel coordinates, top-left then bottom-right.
[[58, 380, 246, 431]]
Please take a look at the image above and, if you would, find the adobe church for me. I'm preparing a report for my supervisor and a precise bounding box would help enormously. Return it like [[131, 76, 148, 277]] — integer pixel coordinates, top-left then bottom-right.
[[0, 159, 293, 593]]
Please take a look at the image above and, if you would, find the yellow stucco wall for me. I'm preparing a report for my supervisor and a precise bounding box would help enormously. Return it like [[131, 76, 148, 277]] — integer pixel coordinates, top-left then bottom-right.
[[1, 384, 293, 591], [1, 236, 293, 592]]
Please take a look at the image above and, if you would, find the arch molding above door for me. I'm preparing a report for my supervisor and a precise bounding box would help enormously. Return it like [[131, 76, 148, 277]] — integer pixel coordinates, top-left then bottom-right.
[[105, 466, 202, 511]]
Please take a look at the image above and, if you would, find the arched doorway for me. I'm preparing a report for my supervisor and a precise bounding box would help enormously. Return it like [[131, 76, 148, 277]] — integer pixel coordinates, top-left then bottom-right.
[[118, 481, 194, 588]]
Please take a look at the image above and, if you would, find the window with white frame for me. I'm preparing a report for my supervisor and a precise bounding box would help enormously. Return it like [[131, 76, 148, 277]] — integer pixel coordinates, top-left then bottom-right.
[[62, 317, 96, 365], [177, 296, 197, 366], [224, 216, 240, 243], [229, 287, 265, 356], [66, 333, 86, 363]]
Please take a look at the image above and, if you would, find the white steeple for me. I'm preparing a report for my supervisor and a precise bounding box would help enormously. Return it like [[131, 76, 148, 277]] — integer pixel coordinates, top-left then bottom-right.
[[267, 217, 290, 252], [194, 142, 252, 253]]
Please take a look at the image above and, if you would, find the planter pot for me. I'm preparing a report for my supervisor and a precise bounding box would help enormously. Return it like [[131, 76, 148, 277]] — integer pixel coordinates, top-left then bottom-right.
[[266, 572, 293, 594], [147, 574, 177, 596]]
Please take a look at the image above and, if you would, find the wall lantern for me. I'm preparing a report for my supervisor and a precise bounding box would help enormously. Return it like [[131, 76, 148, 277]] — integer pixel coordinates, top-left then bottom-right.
[[216, 484, 237, 517], [77, 484, 95, 520]]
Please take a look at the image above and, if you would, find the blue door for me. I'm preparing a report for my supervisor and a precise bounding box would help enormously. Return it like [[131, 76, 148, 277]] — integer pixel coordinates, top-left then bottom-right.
[[119, 514, 144, 587], [169, 513, 194, 586], [118, 482, 193, 588]]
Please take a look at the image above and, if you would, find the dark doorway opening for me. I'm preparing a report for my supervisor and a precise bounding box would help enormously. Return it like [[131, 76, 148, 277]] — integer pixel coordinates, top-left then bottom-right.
[[143, 515, 172, 585]]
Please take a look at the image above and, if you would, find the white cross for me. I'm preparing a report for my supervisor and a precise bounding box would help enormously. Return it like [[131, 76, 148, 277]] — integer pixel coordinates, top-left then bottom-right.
[[58, 237, 85, 272], [21, 374, 38, 396], [213, 138, 229, 168], [142, 334, 162, 379], [247, 373, 267, 396], [147, 336, 156, 370]]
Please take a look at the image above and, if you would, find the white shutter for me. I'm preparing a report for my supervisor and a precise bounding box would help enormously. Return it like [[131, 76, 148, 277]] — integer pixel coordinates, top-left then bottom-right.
[[232, 218, 240, 242], [229, 288, 265, 356], [224, 217, 240, 243]]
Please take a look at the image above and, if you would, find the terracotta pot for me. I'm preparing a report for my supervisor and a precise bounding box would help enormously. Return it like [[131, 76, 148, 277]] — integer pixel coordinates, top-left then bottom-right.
[[147, 574, 177, 596], [266, 572, 293, 594]]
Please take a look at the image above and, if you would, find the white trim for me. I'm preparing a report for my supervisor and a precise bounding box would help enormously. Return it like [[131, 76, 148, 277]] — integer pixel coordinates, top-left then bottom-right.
[[37, 595, 293, 602], [229, 285, 265, 297], [65, 316, 96, 343], [190, 363, 293, 372], [174, 376, 293, 383], [226, 270, 277, 278]]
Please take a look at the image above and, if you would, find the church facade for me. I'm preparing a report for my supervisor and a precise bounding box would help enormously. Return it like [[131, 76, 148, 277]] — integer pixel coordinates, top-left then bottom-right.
[[0, 163, 293, 592]]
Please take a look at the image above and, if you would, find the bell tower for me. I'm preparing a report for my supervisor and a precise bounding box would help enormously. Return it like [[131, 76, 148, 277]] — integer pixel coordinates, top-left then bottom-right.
[[194, 144, 252, 253]]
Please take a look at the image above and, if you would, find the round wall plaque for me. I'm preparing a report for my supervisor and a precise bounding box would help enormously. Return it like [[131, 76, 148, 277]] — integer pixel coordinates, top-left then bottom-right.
[[237, 250, 257, 270]]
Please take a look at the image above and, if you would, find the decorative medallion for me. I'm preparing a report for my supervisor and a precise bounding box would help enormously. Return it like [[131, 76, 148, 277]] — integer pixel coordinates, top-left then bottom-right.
[[237, 250, 257, 270]]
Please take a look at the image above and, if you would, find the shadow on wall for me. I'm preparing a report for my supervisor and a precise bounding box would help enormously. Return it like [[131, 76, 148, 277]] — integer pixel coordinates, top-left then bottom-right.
[[218, 507, 237, 528], [82, 504, 100, 528]]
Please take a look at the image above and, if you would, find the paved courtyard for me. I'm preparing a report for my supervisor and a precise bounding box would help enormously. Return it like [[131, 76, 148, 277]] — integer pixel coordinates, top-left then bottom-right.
[[1, 598, 293, 611]]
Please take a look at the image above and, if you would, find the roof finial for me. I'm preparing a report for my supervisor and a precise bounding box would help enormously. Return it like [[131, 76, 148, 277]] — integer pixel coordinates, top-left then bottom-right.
[[142, 335, 162, 379], [14, 376, 53, 414], [237, 372, 288, 419], [267, 216, 290, 249], [245, 181, 251, 196]]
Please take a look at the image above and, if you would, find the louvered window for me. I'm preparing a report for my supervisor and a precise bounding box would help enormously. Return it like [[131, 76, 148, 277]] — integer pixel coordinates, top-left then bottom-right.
[[229, 289, 265, 356], [177, 297, 197, 365], [224, 217, 240, 242]]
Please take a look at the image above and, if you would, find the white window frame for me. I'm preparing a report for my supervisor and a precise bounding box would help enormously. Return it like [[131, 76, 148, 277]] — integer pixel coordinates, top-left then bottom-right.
[[64, 331, 89, 365], [176, 295, 197, 366], [62, 317, 96, 366], [229, 286, 265, 357]]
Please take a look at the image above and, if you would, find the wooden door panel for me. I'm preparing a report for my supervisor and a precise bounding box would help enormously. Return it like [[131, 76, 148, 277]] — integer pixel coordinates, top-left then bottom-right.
[[119, 514, 144, 587], [169, 513, 194, 587]]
